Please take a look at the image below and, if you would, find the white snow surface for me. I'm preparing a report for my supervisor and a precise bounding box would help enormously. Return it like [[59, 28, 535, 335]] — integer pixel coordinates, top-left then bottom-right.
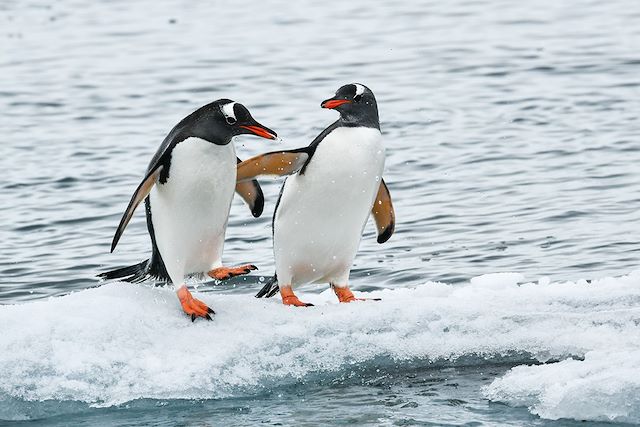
[[1, 271, 639, 422]]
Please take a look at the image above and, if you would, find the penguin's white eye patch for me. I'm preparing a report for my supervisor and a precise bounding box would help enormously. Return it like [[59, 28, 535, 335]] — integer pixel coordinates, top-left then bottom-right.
[[353, 84, 365, 97], [221, 102, 237, 124]]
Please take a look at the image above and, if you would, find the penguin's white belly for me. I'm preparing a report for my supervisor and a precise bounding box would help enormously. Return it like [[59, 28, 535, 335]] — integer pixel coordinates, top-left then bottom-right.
[[273, 127, 385, 286], [149, 137, 236, 284]]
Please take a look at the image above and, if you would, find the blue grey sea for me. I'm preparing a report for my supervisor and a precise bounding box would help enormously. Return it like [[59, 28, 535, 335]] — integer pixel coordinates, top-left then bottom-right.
[[1, 0, 639, 425]]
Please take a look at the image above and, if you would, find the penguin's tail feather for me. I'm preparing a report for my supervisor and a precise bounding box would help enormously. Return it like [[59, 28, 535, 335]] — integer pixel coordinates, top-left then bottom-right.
[[97, 260, 152, 284], [256, 274, 280, 298]]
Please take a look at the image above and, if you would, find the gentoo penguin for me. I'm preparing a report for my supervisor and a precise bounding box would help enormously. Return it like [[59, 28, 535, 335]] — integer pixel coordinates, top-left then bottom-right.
[[236, 84, 395, 306], [99, 100, 277, 320]]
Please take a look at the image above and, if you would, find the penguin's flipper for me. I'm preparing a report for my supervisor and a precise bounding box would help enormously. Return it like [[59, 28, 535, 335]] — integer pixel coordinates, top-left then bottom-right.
[[235, 180, 265, 217], [235, 157, 264, 217], [110, 166, 163, 252], [236, 149, 310, 183], [372, 178, 395, 244]]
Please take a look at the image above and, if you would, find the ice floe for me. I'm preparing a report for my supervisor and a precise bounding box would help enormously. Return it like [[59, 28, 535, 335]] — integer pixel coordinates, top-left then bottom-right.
[[1, 271, 639, 422], [484, 348, 640, 423]]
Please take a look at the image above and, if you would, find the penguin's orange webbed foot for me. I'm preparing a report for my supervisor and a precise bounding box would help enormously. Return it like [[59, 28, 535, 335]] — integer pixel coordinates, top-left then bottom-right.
[[282, 295, 315, 307], [333, 286, 381, 303], [177, 286, 214, 321], [280, 286, 314, 307], [208, 264, 258, 281]]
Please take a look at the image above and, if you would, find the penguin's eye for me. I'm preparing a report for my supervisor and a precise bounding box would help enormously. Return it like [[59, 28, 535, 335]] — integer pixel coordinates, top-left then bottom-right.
[[226, 116, 237, 125], [353, 94, 362, 102]]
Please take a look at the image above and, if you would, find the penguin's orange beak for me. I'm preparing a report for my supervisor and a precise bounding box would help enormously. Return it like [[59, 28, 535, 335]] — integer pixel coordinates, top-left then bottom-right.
[[321, 98, 351, 109], [240, 124, 277, 140]]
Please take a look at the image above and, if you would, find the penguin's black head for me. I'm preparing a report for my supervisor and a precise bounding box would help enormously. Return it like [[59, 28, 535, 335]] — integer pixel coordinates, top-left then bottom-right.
[[187, 99, 277, 145], [321, 83, 379, 129]]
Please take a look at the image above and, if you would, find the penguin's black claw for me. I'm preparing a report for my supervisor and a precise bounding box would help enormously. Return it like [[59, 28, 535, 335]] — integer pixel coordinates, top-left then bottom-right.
[[191, 314, 196, 322], [207, 307, 215, 314], [241, 266, 257, 274], [205, 313, 213, 321], [305, 303, 315, 307]]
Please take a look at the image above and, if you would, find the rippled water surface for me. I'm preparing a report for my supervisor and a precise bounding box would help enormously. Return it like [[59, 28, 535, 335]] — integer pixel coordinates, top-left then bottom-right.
[[1, 0, 639, 425]]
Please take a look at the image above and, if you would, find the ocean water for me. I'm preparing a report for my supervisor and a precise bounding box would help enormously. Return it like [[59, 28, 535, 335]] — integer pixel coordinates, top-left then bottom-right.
[[1, 0, 639, 425]]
